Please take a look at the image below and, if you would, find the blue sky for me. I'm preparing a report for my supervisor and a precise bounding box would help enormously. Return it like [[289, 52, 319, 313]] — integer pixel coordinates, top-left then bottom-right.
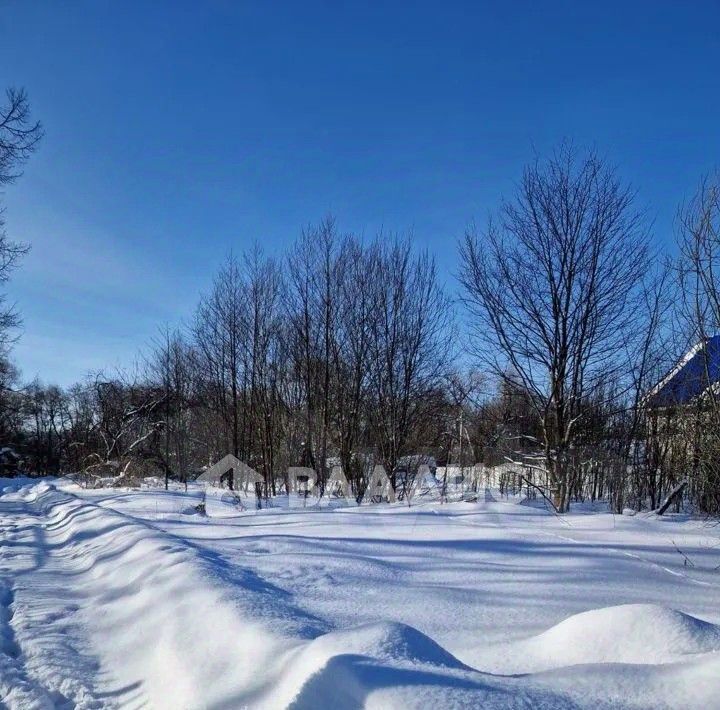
[[1, 1, 719, 385]]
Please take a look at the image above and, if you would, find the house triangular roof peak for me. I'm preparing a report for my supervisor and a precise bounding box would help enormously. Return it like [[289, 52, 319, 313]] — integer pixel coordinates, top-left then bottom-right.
[[647, 335, 720, 407]]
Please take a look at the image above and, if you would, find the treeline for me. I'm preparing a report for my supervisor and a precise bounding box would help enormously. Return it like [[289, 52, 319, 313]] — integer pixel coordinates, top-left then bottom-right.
[[3, 86, 720, 513], [2, 223, 459, 496]]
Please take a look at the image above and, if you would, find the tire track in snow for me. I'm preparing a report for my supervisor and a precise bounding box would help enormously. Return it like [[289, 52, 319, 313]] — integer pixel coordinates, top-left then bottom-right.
[[0, 538, 58, 709], [0, 487, 107, 709]]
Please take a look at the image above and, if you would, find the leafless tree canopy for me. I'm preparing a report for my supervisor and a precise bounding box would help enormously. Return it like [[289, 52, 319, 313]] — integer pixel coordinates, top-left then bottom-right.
[[677, 173, 720, 341], [0, 88, 43, 186], [0, 89, 41, 377]]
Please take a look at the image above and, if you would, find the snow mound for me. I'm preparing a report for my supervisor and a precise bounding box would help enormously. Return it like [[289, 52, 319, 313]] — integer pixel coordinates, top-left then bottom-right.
[[474, 604, 720, 673], [303, 621, 465, 668], [535, 604, 720, 664], [281, 622, 559, 709]]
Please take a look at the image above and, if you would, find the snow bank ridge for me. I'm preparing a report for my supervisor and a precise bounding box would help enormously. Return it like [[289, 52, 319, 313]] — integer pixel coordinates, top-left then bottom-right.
[[10, 483, 294, 708], [16, 484, 486, 708]]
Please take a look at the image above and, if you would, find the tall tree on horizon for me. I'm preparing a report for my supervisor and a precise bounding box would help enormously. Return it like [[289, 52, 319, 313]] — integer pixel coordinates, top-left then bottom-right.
[[460, 144, 653, 512]]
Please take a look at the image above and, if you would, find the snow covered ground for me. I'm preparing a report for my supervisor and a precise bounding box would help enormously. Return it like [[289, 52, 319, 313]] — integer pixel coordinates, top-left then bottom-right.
[[1, 479, 719, 709]]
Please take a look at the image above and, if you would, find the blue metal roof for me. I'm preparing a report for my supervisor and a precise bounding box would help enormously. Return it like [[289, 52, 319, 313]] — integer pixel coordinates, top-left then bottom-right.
[[648, 335, 720, 407]]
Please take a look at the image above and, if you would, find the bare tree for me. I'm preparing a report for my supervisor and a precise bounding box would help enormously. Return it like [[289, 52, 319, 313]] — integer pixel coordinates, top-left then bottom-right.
[[285, 218, 342, 490], [331, 237, 377, 491], [193, 255, 247, 460], [21, 381, 70, 473], [242, 247, 285, 494], [0, 88, 42, 359], [78, 371, 166, 485], [672, 173, 720, 513], [0, 88, 42, 185], [148, 328, 196, 489], [677, 173, 720, 340], [619, 265, 674, 511], [460, 144, 651, 511], [369, 237, 452, 482]]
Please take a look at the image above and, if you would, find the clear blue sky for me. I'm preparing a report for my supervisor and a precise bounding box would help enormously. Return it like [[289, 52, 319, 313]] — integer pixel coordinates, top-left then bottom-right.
[[1, 1, 719, 385]]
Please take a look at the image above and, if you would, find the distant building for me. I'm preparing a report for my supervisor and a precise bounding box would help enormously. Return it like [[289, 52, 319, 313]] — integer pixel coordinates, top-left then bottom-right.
[[643, 336, 720, 510]]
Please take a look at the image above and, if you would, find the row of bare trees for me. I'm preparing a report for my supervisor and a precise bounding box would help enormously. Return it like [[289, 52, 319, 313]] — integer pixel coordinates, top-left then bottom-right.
[[28, 223, 452, 493], [178, 222, 451, 494]]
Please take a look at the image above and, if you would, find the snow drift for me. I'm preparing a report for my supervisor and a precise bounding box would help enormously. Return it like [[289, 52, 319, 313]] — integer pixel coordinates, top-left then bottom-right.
[[0, 483, 584, 708], [471, 603, 720, 674], [1, 484, 571, 708], [3, 481, 720, 709]]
